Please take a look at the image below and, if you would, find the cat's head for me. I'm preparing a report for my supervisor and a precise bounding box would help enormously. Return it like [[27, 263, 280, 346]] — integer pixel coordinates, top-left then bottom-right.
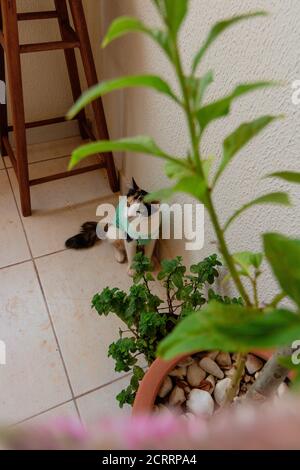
[[126, 178, 150, 218]]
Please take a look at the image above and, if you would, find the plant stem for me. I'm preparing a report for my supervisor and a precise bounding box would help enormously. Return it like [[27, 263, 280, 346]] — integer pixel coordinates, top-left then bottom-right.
[[224, 352, 247, 405], [171, 30, 253, 403], [245, 346, 292, 402], [205, 197, 252, 306], [251, 276, 259, 308], [128, 327, 139, 339], [267, 291, 286, 308], [166, 274, 174, 314], [171, 37, 252, 308], [172, 41, 202, 173]]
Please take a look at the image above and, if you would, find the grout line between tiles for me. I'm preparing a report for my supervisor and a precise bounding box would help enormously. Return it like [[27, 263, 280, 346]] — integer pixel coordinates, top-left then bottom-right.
[[0, 257, 32, 271], [0, 191, 120, 272], [5, 166, 82, 422], [13, 398, 75, 426], [74, 372, 133, 401], [15, 373, 133, 426]]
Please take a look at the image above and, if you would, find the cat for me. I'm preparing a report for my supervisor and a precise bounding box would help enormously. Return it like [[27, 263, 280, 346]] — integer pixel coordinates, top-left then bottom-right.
[[65, 178, 159, 276]]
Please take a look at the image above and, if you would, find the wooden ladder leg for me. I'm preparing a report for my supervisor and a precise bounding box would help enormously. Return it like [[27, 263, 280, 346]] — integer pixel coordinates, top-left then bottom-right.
[[2, 0, 31, 216], [0, 2, 8, 157], [54, 0, 89, 140], [68, 0, 119, 193]]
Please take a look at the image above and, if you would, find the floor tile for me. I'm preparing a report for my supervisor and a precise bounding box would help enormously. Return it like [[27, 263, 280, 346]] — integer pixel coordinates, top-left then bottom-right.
[[35, 246, 132, 396], [76, 377, 132, 425], [0, 156, 4, 170], [8, 157, 117, 258], [20, 401, 78, 427], [4, 136, 86, 168], [0, 262, 72, 425], [0, 170, 30, 268]]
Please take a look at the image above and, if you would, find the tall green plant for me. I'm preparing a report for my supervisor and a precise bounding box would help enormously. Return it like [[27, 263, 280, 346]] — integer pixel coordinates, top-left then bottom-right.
[[68, 1, 300, 401]]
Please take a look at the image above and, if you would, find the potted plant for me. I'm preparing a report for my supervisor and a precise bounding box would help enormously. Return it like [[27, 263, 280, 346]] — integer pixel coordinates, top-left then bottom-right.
[[68, 0, 300, 415], [92, 252, 239, 407]]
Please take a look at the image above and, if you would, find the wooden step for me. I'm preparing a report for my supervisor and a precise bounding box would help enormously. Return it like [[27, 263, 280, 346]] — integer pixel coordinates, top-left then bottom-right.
[[20, 39, 79, 53], [29, 162, 106, 186], [20, 24, 79, 53], [7, 116, 76, 132], [17, 11, 59, 21]]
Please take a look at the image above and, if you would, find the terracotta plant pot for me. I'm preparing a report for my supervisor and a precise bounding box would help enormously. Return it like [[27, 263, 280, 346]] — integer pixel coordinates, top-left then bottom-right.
[[132, 350, 273, 415]]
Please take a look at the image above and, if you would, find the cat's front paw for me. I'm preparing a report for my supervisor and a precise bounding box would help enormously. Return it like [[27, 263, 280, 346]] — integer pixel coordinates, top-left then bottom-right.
[[127, 267, 135, 277]]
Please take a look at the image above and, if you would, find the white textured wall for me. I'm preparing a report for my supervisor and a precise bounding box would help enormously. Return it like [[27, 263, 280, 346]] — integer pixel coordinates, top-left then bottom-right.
[[90, 0, 300, 303]]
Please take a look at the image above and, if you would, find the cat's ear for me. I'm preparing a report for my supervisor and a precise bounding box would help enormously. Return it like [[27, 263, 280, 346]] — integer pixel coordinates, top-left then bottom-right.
[[131, 177, 139, 191]]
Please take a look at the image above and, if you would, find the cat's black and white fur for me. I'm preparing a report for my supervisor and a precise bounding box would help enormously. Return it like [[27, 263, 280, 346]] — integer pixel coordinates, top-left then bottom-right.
[[65, 179, 158, 276]]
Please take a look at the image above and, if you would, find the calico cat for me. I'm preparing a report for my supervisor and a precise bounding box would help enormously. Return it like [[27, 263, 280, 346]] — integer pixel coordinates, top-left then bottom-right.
[[65, 179, 159, 276]]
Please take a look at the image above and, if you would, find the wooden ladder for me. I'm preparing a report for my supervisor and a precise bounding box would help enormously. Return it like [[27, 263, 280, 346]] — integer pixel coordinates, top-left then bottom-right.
[[0, 0, 119, 217]]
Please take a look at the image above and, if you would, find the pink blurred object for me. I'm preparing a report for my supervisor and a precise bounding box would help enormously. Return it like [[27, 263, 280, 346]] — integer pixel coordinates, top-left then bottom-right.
[[1, 397, 300, 450]]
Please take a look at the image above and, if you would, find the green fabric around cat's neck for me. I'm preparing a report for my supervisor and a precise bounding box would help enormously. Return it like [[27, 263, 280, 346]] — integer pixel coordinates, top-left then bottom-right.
[[114, 199, 151, 246]]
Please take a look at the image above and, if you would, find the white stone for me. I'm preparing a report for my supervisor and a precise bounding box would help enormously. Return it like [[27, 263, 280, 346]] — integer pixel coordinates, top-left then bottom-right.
[[225, 367, 236, 378], [216, 352, 232, 368], [187, 389, 214, 416], [178, 356, 194, 367], [277, 382, 289, 398], [187, 363, 206, 387], [205, 375, 216, 393], [206, 351, 219, 360], [158, 376, 173, 398], [169, 366, 187, 379], [245, 354, 264, 375], [169, 386, 186, 406], [199, 357, 224, 379], [157, 404, 172, 415], [214, 378, 232, 406]]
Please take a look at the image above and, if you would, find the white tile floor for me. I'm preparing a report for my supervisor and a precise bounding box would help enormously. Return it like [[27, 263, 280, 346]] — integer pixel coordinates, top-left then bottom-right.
[[0, 137, 133, 426]]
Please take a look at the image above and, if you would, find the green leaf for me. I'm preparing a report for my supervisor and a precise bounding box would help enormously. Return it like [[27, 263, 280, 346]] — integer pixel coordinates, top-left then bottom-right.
[[69, 136, 178, 170], [67, 75, 178, 119], [196, 83, 276, 134], [233, 251, 264, 276], [145, 173, 208, 204], [150, 29, 174, 59], [116, 386, 135, 408], [158, 0, 189, 35], [264, 233, 300, 307], [158, 301, 300, 360], [108, 337, 138, 372], [224, 192, 290, 231], [196, 70, 214, 106], [165, 159, 194, 179], [192, 11, 267, 73], [174, 175, 208, 204], [202, 156, 215, 183], [144, 187, 175, 202], [102, 15, 173, 60], [278, 355, 300, 391], [215, 115, 280, 184], [187, 71, 214, 110], [102, 16, 148, 47], [266, 171, 300, 184]]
